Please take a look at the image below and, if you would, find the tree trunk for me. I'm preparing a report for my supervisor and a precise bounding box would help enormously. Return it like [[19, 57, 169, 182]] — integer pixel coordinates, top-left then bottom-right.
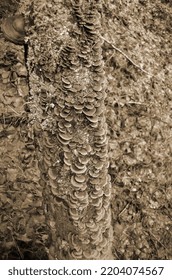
[[21, 0, 113, 259]]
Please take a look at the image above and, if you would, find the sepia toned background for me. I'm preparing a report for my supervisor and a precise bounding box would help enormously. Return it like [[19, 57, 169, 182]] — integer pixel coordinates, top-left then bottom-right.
[[0, 0, 171, 260]]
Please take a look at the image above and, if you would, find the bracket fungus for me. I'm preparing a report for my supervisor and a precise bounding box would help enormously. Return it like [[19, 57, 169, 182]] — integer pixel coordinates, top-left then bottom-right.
[[24, 0, 113, 260]]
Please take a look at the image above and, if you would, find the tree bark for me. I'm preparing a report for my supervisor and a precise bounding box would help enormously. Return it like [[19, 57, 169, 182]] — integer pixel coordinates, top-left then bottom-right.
[[23, 0, 113, 259]]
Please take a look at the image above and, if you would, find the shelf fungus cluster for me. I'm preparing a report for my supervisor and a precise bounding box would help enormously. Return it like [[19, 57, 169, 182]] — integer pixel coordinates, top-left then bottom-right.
[[27, 0, 113, 259]]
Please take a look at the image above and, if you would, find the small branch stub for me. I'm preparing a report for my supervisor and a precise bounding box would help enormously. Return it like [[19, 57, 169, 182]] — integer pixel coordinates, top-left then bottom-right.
[[1, 14, 25, 45]]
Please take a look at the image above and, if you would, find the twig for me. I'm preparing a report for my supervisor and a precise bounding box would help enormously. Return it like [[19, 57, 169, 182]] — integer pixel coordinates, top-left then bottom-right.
[[118, 202, 130, 217], [145, 230, 167, 250], [100, 35, 152, 75], [8, 106, 20, 116]]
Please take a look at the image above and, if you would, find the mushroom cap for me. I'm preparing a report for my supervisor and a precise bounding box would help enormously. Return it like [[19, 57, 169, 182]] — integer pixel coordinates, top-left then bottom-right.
[[1, 15, 25, 44]]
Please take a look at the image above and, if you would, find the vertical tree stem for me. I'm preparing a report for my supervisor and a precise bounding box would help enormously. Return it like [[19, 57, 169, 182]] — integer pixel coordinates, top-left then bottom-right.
[[26, 0, 113, 259]]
